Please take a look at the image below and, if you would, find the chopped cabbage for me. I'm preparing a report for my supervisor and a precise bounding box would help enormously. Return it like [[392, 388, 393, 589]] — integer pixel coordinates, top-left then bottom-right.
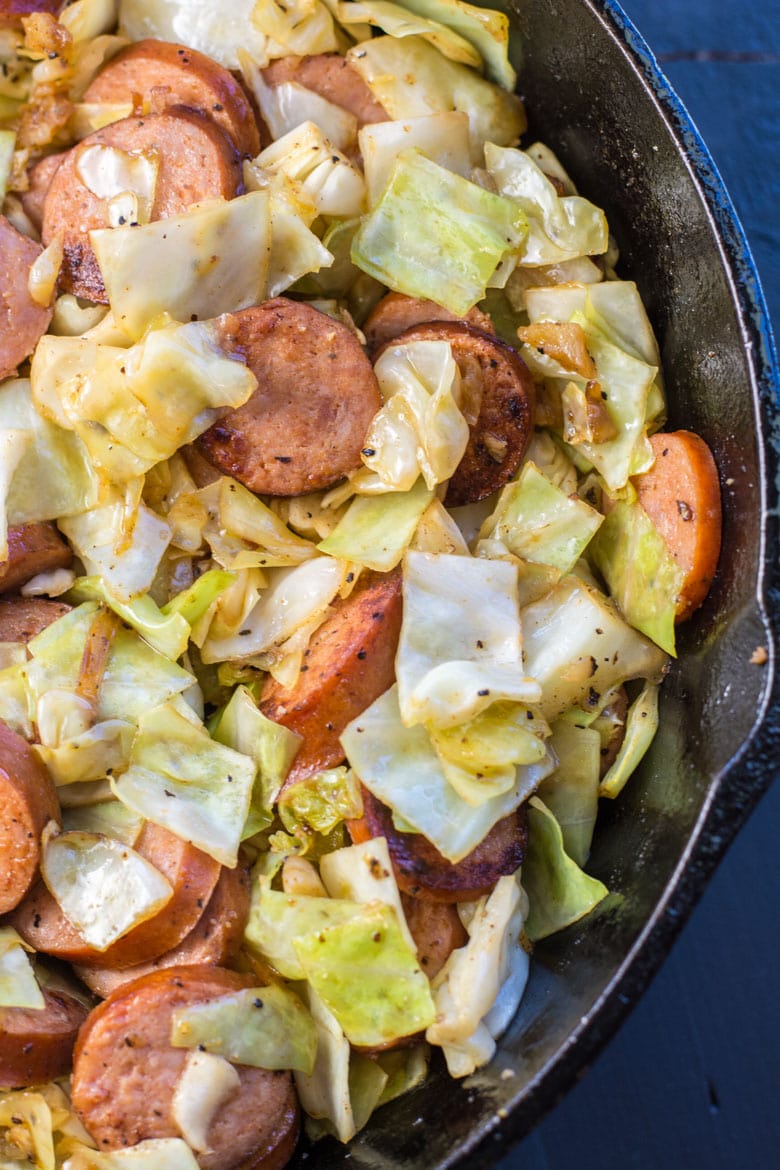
[[62, 800, 144, 846], [361, 339, 469, 492], [68, 577, 189, 659], [31, 322, 258, 482], [346, 35, 525, 161], [351, 148, 526, 316], [118, 0, 269, 68], [75, 142, 159, 228], [426, 874, 527, 1076], [278, 765, 363, 837], [390, 0, 514, 87], [171, 1051, 240, 1153], [0, 926, 45, 1009], [0, 1090, 55, 1170], [171, 984, 317, 1074], [358, 111, 471, 206], [293, 989, 355, 1143], [251, 0, 340, 59], [520, 575, 668, 721], [337, 1, 483, 69], [28, 235, 64, 308], [522, 796, 608, 941], [35, 719, 135, 788], [428, 701, 548, 806], [293, 901, 435, 1046], [396, 550, 541, 729], [242, 65, 357, 151], [161, 570, 236, 627], [64, 1140, 201, 1170], [411, 498, 470, 555], [244, 880, 366, 979], [91, 194, 272, 339], [0, 428, 30, 559], [319, 837, 416, 952], [341, 685, 553, 862], [254, 122, 366, 219], [0, 128, 14, 200], [590, 497, 684, 656], [535, 720, 601, 866], [599, 682, 660, 799], [112, 700, 255, 867], [40, 827, 173, 951], [317, 478, 434, 570]]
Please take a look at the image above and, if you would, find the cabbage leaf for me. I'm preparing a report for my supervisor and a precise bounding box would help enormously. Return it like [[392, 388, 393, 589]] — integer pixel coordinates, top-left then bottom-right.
[[599, 682, 660, 799], [535, 720, 601, 866], [0, 926, 45, 1009], [318, 478, 434, 570], [359, 111, 471, 206], [523, 796, 608, 941]]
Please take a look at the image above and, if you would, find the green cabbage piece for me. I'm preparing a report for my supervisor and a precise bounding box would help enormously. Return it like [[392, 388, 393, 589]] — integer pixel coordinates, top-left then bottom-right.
[[0, 662, 34, 738], [118, 0, 277, 67], [319, 836, 416, 953], [211, 685, 301, 836], [161, 570, 237, 626], [480, 461, 604, 573], [170, 985, 317, 1074], [523, 796, 608, 940], [91, 193, 272, 340], [600, 682, 660, 799], [0, 927, 45, 1009], [396, 550, 541, 729], [337, 0, 482, 69], [590, 498, 684, 656], [485, 143, 608, 266], [64, 1139, 201, 1170], [31, 321, 257, 482], [0, 379, 98, 525], [35, 719, 136, 788], [351, 148, 526, 316], [244, 880, 366, 980], [388, 0, 515, 87], [293, 901, 435, 1047], [68, 577, 189, 659], [241, 171, 334, 297], [0, 1090, 55, 1170], [242, 61, 358, 151], [535, 720, 601, 866], [293, 988, 355, 1143], [358, 111, 471, 206], [59, 492, 171, 603], [374, 1044, 430, 1106], [346, 35, 525, 160], [278, 766, 363, 836], [318, 477, 434, 571], [341, 685, 553, 861], [255, 121, 366, 218], [0, 129, 14, 200], [112, 701, 255, 866], [62, 800, 144, 846], [40, 829, 174, 952], [520, 576, 669, 722]]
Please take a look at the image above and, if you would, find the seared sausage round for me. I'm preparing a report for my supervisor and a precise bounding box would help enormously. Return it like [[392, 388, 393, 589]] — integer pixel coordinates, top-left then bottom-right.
[[350, 788, 527, 902], [363, 292, 496, 355], [0, 988, 87, 1089], [378, 321, 535, 506], [196, 299, 382, 496], [0, 720, 60, 915], [400, 893, 467, 980], [20, 152, 64, 232], [262, 53, 387, 127], [41, 107, 242, 303], [0, 597, 70, 643], [0, 215, 55, 379], [259, 569, 402, 785], [83, 39, 261, 158], [0, 522, 72, 594], [10, 823, 221, 968], [75, 857, 251, 999], [71, 966, 300, 1170]]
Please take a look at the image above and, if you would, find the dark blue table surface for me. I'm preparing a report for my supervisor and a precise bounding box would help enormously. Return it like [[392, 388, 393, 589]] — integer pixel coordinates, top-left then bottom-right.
[[497, 2, 780, 1168]]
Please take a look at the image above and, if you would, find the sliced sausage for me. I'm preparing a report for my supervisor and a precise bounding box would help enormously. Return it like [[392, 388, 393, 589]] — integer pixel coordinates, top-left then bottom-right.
[[0, 522, 72, 594], [262, 53, 387, 127], [41, 107, 242, 303], [9, 823, 221, 968], [0, 720, 60, 915], [378, 321, 535, 507], [363, 292, 496, 355], [196, 299, 382, 496], [21, 151, 64, 232], [400, 893, 467, 980], [259, 569, 402, 785], [83, 39, 261, 159], [0, 988, 87, 1090], [0, 597, 70, 643], [349, 788, 527, 902], [71, 966, 300, 1170], [0, 214, 55, 379], [0, 0, 63, 27], [75, 857, 251, 999], [633, 430, 722, 622]]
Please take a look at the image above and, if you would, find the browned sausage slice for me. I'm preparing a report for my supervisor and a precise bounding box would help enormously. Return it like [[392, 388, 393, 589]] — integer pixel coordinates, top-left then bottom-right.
[[20, 152, 64, 232], [378, 321, 535, 507], [0, 988, 87, 1089], [75, 857, 251, 999], [0, 721, 60, 915], [196, 299, 382, 496], [258, 569, 402, 785], [349, 788, 527, 902], [71, 966, 300, 1170], [633, 430, 722, 622], [363, 292, 496, 354], [10, 823, 221, 968], [0, 522, 72, 594], [0, 597, 70, 642], [0, 215, 55, 379], [400, 893, 467, 980], [41, 107, 242, 303], [83, 39, 261, 159], [262, 53, 387, 127], [0, 0, 63, 27]]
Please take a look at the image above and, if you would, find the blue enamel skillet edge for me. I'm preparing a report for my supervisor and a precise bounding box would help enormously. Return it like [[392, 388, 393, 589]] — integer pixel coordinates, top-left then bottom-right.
[[287, 0, 780, 1165]]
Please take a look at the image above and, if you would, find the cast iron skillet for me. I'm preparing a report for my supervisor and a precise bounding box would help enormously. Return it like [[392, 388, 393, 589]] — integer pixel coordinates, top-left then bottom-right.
[[289, 0, 780, 1165]]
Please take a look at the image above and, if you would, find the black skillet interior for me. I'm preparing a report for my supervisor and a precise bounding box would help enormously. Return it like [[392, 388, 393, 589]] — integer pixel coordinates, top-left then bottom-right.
[[287, 0, 780, 1166]]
